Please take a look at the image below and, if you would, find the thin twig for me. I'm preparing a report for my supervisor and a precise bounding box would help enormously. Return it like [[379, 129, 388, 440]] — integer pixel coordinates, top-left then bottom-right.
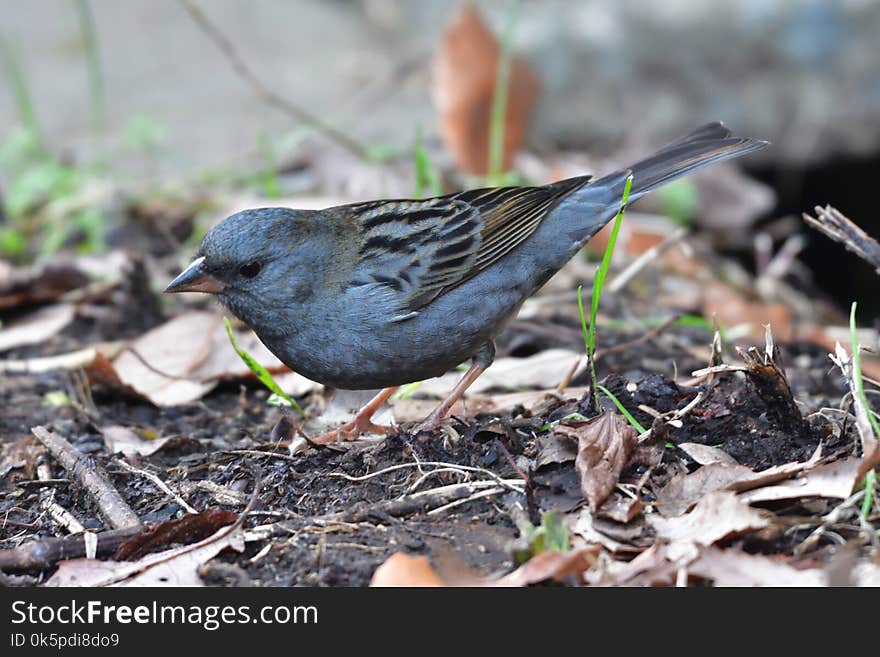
[[179, 0, 369, 159], [334, 479, 522, 523], [802, 205, 880, 274], [0, 525, 145, 573], [327, 460, 522, 493], [113, 459, 198, 514], [31, 426, 142, 530], [36, 450, 85, 534], [427, 487, 506, 515]]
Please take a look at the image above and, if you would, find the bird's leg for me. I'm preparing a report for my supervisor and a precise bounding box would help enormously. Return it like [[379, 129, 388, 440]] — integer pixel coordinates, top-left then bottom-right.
[[309, 386, 400, 445], [417, 342, 495, 433]]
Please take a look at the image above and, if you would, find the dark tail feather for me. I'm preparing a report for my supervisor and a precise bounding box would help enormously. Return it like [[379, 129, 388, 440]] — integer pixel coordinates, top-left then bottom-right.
[[595, 122, 768, 203]]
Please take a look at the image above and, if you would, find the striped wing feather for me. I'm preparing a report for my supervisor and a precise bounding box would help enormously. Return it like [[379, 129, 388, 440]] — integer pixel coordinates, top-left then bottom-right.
[[347, 175, 591, 318]]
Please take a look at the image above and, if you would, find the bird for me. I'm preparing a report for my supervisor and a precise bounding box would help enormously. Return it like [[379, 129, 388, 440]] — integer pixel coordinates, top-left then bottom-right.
[[165, 122, 767, 444]]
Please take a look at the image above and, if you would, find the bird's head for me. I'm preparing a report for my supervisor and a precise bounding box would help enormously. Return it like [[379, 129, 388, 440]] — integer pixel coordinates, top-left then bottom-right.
[[164, 207, 326, 330]]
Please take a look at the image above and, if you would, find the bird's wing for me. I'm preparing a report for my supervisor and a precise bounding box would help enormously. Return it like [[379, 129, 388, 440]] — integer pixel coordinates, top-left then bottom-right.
[[347, 176, 591, 319]]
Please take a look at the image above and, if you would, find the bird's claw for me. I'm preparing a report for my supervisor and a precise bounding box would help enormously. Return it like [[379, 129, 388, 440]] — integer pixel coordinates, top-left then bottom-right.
[[308, 419, 396, 446]]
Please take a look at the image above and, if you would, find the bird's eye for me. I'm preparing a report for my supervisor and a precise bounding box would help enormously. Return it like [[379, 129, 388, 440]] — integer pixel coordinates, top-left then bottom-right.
[[239, 262, 262, 278]]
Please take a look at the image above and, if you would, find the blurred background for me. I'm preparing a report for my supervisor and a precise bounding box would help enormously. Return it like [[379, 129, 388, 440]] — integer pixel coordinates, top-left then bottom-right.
[[2, 0, 879, 317]]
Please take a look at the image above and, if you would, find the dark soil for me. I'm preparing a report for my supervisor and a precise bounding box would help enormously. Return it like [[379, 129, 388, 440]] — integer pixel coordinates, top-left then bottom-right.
[[1, 272, 862, 587]]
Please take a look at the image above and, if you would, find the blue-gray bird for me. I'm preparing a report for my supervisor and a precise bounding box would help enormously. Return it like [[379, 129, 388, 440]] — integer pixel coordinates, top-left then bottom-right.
[[166, 122, 766, 443]]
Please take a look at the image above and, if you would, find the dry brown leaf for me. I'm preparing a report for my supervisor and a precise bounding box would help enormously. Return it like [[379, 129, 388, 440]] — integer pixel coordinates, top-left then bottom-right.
[[416, 349, 580, 398], [555, 412, 637, 512], [657, 447, 823, 517], [656, 462, 754, 517], [587, 543, 678, 586], [370, 552, 446, 587], [724, 445, 822, 492], [700, 281, 793, 341], [687, 547, 824, 586], [497, 548, 599, 587], [739, 457, 865, 503], [0, 261, 89, 309], [107, 312, 291, 406], [45, 526, 245, 587], [677, 442, 739, 465], [596, 491, 644, 523], [100, 425, 171, 457], [0, 303, 75, 352], [433, 3, 539, 174], [649, 491, 770, 546], [535, 433, 578, 468]]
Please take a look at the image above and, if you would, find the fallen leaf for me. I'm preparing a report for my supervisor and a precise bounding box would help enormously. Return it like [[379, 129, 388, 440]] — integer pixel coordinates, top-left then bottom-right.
[[388, 387, 589, 423], [415, 349, 581, 397], [687, 547, 824, 586], [595, 491, 643, 523], [370, 552, 446, 587], [588, 543, 678, 586], [100, 425, 171, 457], [556, 412, 637, 512], [0, 303, 75, 352], [535, 433, 578, 468], [739, 457, 864, 503], [497, 548, 599, 587], [677, 442, 739, 465], [45, 525, 245, 587], [115, 510, 238, 561], [700, 281, 793, 342], [656, 462, 754, 517], [0, 261, 89, 310], [657, 447, 823, 516], [433, 3, 539, 174], [108, 312, 292, 406], [571, 508, 651, 552], [649, 491, 770, 546]]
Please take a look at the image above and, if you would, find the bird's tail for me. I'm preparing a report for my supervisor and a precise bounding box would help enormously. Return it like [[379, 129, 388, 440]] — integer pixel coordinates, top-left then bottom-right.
[[592, 121, 768, 205]]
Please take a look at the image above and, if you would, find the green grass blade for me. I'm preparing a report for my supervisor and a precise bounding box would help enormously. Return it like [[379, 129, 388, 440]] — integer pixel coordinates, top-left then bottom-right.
[[487, 0, 520, 183], [224, 317, 304, 416], [597, 384, 647, 434], [850, 302, 879, 520], [851, 302, 880, 438], [582, 176, 633, 411], [412, 124, 441, 198], [73, 0, 105, 136]]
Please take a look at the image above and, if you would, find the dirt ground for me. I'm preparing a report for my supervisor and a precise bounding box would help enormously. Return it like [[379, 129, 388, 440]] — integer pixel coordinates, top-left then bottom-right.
[[1, 232, 877, 586]]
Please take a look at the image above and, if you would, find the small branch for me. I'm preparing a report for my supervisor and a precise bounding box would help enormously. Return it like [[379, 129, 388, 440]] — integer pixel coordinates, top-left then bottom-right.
[[36, 450, 85, 534], [802, 205, 880, 274], [333, 479, 522, 523], [179, 0, 369, 159], [31, 426, 142, 530], [0, 526, 144, 573]]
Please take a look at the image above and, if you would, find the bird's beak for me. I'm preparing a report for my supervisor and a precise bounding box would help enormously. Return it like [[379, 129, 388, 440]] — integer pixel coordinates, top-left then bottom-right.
[[164, 257, 226, 294]]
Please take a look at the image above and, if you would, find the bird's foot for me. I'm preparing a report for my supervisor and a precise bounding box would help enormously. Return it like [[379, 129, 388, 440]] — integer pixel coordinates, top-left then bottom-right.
[[414, 410, 448, 435], [308, 417, 395, 445]]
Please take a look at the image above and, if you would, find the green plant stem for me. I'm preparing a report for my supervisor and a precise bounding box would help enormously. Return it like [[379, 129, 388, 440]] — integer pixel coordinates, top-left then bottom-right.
[[488, 0, 520, 183], [850, 302, 879, 520], [851, 302, 880, 438], [586, 175, 633, 411], [597, 384, 647, 434], [0, 36, 45, 155], [861, 470, 876, 520], [73, 0, 105, 136], [223, 317, 304, 416]]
